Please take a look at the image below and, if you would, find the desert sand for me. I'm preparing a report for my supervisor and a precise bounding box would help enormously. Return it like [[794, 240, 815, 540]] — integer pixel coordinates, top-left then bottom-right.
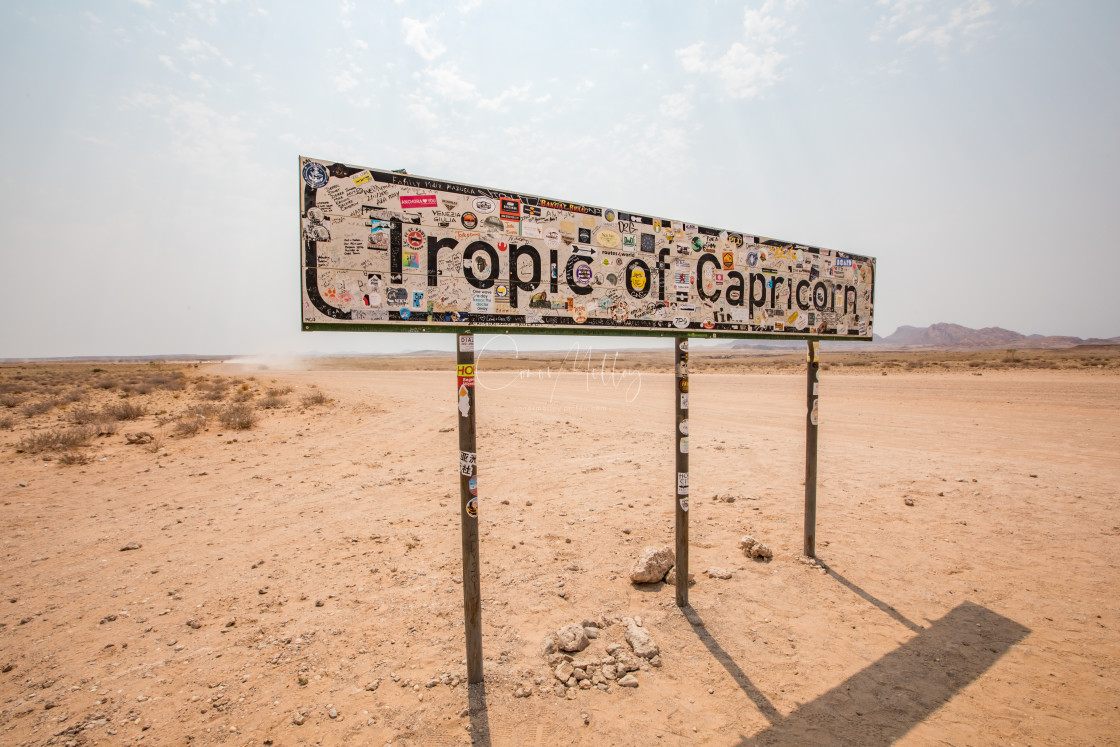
[[1, 350, 1118, 745]]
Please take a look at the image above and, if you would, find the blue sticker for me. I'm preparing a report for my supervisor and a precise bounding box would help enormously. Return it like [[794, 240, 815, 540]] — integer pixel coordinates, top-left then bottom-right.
[[399, 308, 411, 320], [469, 476, 477, 496], [302, 161, 329, 189]]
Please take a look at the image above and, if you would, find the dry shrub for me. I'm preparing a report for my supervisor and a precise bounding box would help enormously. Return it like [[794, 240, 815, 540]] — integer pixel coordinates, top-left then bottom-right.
[[57, 451, 91, 466], [219, 403, 257, 430], [106, 401, 145, 421], [93, 378, 119, 390], [1, 393, 24, 408], [21, 399, 58, 417], [301, 391, 331, 407], [233, 389, 255, 402], [174, 416, 205, 437], [267, 386, 292, 396], [0, 414, 14, 430], [18, 426, 95, 454], [257, 395, 286, 410], [93, 421, 119, 437], [60, 389, 84, 404]]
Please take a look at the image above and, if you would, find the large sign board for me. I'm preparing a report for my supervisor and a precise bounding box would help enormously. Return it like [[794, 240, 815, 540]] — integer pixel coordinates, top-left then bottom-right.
[[300, 157, 875, 339]]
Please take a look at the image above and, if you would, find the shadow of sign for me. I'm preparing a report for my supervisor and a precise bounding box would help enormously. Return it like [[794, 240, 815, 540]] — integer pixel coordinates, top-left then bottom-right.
[[687, 601, 1029, 745]]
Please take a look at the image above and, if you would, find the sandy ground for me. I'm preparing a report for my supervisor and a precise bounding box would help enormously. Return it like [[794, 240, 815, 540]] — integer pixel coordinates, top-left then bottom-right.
[[1, 360, 1118, 745]]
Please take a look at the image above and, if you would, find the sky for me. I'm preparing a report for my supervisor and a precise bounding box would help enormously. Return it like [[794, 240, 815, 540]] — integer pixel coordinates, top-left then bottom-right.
[[1, 0, 1117, 358]]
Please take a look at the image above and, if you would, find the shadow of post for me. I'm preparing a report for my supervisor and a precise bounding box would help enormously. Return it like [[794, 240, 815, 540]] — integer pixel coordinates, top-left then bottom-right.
[[468, 682, 491, 746], [737, 601, 1030, 745], [817, 560, 924, 633], [682, 606, 782, 724]]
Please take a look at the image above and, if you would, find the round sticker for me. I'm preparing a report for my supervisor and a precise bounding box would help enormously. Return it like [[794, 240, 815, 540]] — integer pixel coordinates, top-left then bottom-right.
[[673, 315, 690, 329], [679, 378, 689, 393], [815, 286, 827, 307], [747, 250, 759, 266], [596, 229, 621, 249], [575, 264, 593, 285], [679, 418, 689, 436], [473, 197, 496, 214], [399, 308, 412, 320], [604, 209, 616, 222], [301, 161, 329, 188], [407, 230, 424, 249], [691, 236, 704, 253], [572, 306, 588, 324], [466, 497, 478, 518], [606, 273, 618, 285], [702, 319, 715, 329], [461, 212, 478, 229]]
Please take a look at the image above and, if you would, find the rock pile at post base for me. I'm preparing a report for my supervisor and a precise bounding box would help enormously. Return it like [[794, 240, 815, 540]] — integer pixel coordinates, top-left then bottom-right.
[[539, 616, 661, 696]]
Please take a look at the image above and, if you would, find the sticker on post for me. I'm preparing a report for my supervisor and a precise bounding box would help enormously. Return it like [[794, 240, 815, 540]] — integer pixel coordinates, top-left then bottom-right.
[[810, 398, 819, 426], [459, 335, 474, 352], [679, 437, 689, 454], [465, 496, 478, 518], [679, 497, 689, 512], [680, 393, 689, 410], [679, 419, 689, 436], [459, 450, 476, 476], [469, 476, 477, 496], [458, 386, 471, 418], [677, 472, 688, 495]]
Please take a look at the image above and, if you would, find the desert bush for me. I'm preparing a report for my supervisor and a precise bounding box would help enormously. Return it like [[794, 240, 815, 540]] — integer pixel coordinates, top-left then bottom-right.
[[173, 416, 205, 437], [57, 450, 91, 466], [69, 406, 101, 425], [0, 393, 23, 408], [60, 389, 84, 404], [0, 414, 14, 430], [18, 425, 95, 454], [267, 386, 292, 396], [184, 403, 219, 419], [301, 391, 331, 407], [93, 420, 119, 437], [106, 401, 145, 421], [21, 399, 58, 417], [257, 395, 286, 409], [219, 403, 257, 430], [93, 378, 119, 390]]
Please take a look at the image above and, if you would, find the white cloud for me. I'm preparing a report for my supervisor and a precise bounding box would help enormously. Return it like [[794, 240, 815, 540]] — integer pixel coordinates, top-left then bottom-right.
[[874, 0, 995, 48], [659, 91, 694, 119], [158, 54, 178, 72], [402, 17, 446, 60], [675, 2, 795, 100], [335, 67, 359, 93], [406, 94, 440, 130], [130, 0, 154, 7], [179, 36, 233, 67], [477, 83, 532, 111], [458, 0, 483, 11], [421, 64, 477, 100]]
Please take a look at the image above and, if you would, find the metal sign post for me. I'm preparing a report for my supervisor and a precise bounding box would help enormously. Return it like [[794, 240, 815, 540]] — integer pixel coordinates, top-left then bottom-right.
[[804, 340, 820, 558], [456, 333, 483, 684], [675, 337, 690, 607]]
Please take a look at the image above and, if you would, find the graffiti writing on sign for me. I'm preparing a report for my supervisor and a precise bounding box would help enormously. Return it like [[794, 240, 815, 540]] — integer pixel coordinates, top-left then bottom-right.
[[301, 157, 876, 339]]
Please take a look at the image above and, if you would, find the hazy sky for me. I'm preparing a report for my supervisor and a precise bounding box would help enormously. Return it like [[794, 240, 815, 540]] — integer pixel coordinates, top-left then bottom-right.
[[1, 1, 1117, 357]]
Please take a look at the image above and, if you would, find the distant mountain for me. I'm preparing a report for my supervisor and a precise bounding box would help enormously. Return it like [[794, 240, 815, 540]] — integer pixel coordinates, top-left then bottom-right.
[[723, 323, 1119, 351], [879, 323, 1118, 349]]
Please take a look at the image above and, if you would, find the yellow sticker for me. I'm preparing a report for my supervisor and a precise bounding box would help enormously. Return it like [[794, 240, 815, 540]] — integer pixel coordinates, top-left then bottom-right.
[[457, 364, 475, 376], [352, 170, 372, 186], [630, 267, 647, 290]]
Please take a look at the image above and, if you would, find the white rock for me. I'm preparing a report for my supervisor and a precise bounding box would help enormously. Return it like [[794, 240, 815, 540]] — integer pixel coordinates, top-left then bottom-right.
[[556, 623, 589, 653], [555, 661, 574, 682], [706, 567, 733, 580], [625, 621, 660, 659], [618, 674, 639, 688], [629, 546, 675, 584]]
